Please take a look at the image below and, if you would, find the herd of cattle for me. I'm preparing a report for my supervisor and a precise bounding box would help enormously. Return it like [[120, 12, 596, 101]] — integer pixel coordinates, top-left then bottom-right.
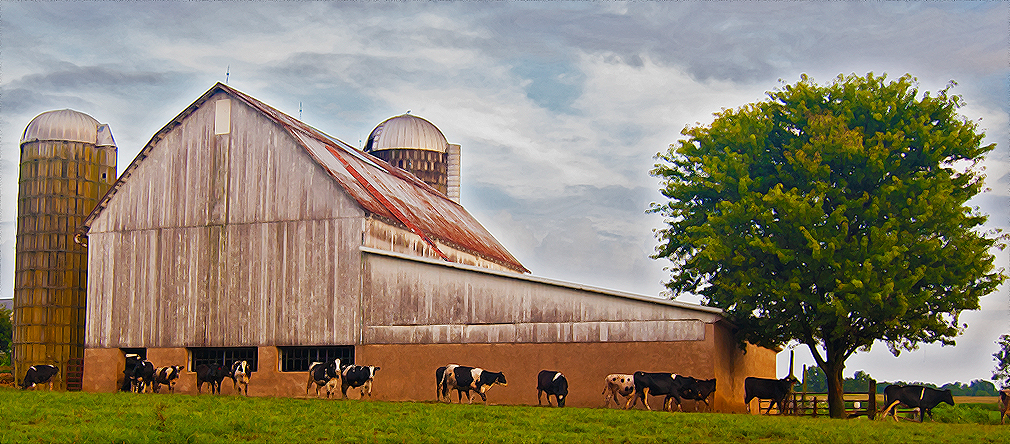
[[15, 360, 1010, 423]]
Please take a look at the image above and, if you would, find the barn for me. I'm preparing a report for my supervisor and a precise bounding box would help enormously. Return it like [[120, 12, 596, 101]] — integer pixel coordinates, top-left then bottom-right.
[[77, 83, 776, 410]]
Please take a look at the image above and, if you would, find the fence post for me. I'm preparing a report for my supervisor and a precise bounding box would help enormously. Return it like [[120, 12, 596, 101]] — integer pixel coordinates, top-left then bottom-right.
[[812, 396, 817, 416], [868, 379, 877, 420], [801, 365, 807, 417]]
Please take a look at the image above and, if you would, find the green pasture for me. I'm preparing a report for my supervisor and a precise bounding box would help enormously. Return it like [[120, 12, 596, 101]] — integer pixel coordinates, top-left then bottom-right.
[[1, 388, 1007, 443]]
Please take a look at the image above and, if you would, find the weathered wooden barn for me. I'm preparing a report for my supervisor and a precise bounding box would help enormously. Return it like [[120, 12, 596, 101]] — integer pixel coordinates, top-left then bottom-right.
[[78, 83, 775, 410]]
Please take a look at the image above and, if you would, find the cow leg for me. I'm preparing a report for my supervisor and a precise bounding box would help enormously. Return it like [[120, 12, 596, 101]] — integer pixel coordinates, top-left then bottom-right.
[[643, 387, 653, 411], [538, 390, 543, 406]]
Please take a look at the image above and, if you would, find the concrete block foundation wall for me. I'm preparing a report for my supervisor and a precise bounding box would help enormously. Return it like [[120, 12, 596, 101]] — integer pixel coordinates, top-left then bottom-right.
[[83, 330, 775, 412]]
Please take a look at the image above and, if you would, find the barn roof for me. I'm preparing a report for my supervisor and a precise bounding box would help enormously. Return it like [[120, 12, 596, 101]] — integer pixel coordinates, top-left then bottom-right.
[[80, 83, 529, 273]]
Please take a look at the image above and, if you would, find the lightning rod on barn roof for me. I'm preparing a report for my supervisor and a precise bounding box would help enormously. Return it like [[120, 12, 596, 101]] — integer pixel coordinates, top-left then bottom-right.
[[299, 102, 302, 120], [226, 65, 230, 85]]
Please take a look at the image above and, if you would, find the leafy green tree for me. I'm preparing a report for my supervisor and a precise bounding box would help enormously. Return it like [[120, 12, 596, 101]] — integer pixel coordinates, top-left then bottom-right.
[[994, 334, 1010, 389], [651, 73, 1006, 418]]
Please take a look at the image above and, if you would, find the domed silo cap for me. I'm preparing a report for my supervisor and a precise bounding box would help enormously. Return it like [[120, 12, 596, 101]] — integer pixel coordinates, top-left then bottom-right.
[[21, 109, 109, 145], [364, 114, 448, 154]]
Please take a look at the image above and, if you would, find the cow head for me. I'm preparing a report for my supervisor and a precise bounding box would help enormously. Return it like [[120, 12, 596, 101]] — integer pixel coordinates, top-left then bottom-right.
[[939, 389, 954, 407]]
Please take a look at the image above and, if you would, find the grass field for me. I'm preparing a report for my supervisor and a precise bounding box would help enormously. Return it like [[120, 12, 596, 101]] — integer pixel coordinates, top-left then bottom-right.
[[1, 388, 1008, 443]]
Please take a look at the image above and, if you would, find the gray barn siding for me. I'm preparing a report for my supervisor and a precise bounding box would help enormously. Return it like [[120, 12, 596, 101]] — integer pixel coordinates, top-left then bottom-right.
[[86, 92, 366, 348], [361, 249, 721, 344]]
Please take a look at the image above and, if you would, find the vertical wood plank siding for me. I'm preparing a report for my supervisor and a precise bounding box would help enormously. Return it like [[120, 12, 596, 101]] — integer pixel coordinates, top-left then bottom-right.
[[86, 92, 364, 348]]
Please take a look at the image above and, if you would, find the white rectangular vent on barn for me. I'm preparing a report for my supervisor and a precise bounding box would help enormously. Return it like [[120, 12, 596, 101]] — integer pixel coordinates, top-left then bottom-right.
[[215, 99, 231, 135]]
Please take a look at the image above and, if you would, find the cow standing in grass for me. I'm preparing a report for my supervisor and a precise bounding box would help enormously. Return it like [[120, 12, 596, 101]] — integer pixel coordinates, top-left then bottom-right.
[[744, 376, 799, 415], [879, 384, 954, 422], [536, 370, 568, 407], [340, 365, 380, 399], [442, 365, 507, 404], [196, 363, 226, 394], [228, 361, 251, 396], [152, 366, 183, 394], [307, 359, 341, 398], [21, 365, 59, 390], [602, 374, 635, 408]]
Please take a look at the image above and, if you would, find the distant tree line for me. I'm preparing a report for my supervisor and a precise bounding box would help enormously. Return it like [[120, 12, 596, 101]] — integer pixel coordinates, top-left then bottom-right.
[[796, 366, 1000, 396]]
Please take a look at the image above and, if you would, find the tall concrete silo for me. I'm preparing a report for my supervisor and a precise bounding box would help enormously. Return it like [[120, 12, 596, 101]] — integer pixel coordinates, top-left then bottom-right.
[[364, 114, 460, 202], [14, 109, 117, 390]]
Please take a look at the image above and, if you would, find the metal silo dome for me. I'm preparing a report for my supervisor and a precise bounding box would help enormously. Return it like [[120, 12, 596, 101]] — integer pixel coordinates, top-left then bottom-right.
[[21, 109, 102, 144], [364, 114, 448, 154]]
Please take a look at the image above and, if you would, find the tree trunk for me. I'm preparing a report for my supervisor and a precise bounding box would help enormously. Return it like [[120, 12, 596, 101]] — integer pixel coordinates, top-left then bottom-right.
[[823, 354, 846, 418]]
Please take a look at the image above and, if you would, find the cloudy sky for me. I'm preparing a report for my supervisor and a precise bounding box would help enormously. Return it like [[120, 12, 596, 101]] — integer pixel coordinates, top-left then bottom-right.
[[1, 1, 1007, 386]]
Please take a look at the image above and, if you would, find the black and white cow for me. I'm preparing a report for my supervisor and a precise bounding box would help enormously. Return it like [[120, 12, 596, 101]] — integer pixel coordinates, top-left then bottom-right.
[[442, 365, 507, 404], [131, 360, 156, 393], [679, 377, 716, 412], [340, 365, 380, 399], [626, 371, 693, 412], [228, 361, 251, 396], [195, 363, 226, 394], [152, 366, 183, 394], [306, 359, 342, 398], [21, 364, 59, 390], [744, 375, 799, 414], [879, 384, 954, 422], [602, 374, 636, 408], [536, 370, 568, 407]]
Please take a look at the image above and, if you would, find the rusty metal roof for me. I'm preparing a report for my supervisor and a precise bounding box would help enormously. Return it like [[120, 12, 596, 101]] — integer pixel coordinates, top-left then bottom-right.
[[81, 83, 528, 274]]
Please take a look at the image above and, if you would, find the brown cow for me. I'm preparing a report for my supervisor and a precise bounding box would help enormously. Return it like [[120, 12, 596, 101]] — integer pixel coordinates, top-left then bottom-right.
[[602, 373, 635, 408], [1000, 389, 1009, 425]]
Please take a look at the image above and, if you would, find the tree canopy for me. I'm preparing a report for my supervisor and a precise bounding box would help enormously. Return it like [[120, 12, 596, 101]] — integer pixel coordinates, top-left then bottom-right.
[[651, 72, 1006, 417], [994, 334, 1010, 389]]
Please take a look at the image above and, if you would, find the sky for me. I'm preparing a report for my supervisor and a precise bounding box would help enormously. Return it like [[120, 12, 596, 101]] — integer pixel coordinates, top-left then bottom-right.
[[1, 1, 1007, 386]]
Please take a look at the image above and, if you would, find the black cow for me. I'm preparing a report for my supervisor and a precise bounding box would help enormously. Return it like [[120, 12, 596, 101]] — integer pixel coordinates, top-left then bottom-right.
[[744, 375, 799, 414], [340, 365, 380, 399], [626, 371, 693, 412], [152, 366, 183, 394], [121, 354, 144, 392], [879, 384, 954, 422], [21, 365, 59, 390], [306, 359, 342, 398], [435, 366, 449, 402], [536, 370, 568, 407], [441, 365, 507, 404], [228, 361, 252, 396], [679, 377, 716, 412], [195, 363, 226, 394], [132, 360, 156, 393], [1000, 389, 1009, 425]]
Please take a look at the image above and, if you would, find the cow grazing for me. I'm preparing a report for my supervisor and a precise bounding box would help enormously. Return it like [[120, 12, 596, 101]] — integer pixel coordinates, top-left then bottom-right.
[[152, 366, 183, 394], [879, 384, 954, 422], [442, 365, 507, 404], [306, 359, 342, 398], [602, 374, 635, 408], [195, 363, 227, 394], [679, 378, 717, 412], [130, 360, 156, 393], [744, 376, 799, 414], [228, 361, 251, 396], [999, 389, 1009, 425], [626, 371, 693, 412], [21, 365, 59, 390], [537, 370, 568, 407], [341, 365, 380, 399]]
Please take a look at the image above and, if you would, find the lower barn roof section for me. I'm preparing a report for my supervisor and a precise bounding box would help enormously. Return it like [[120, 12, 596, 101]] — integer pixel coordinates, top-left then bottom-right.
[[360, 246, 724, 345]]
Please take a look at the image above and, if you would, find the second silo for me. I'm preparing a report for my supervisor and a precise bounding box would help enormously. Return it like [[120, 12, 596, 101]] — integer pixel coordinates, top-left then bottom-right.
[[364, 114, 460, 202], [14, 109, 117, 390]]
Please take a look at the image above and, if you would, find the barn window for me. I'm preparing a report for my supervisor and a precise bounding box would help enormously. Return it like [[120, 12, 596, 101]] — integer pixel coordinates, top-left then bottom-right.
[[278, 346, 354, 372], [189, 347, 258, 372]]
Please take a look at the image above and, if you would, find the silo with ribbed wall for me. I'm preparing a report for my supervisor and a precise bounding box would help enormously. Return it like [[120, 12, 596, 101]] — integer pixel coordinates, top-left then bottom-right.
[[13, 109, 117, 390], [364, 114, 460, 202]]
